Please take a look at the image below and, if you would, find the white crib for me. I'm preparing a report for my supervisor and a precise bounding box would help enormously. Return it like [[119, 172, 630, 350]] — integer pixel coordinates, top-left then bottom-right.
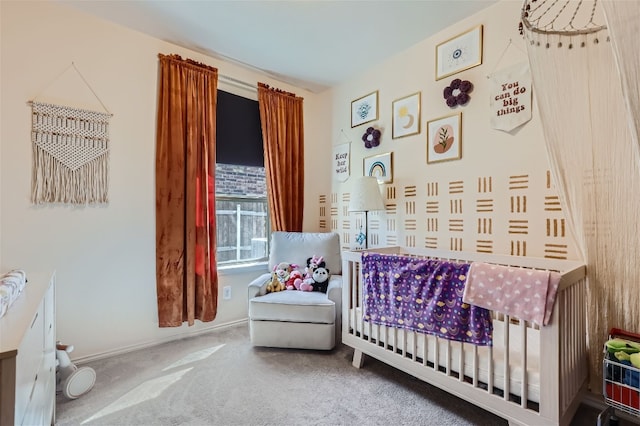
[[341, 247, 587, 426]]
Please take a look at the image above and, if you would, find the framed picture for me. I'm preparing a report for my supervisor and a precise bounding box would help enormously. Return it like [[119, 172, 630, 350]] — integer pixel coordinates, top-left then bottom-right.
[[351, 91, 379, 127], [426, 113, 462, 164], [435, 25, 483, 80], [392, 92, 421, 139], [364, 152, 393, 183]]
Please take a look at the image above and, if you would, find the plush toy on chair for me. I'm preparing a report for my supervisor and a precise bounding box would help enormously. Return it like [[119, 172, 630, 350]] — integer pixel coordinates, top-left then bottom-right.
[[286, 270, 303, 290], [309, 265, 330, 293], [56, 342, 96, 399], [294, 255, 324, 292], [267, 262, 298, 293]]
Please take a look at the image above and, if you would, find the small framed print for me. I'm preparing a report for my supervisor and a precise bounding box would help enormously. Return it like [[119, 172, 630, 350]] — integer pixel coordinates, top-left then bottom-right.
[[364, 152, 393, 183], [351, 91, 379, 127], [435, 25, 483, 80], [426, 113, 462, 164], [392, 92, 421, 139]]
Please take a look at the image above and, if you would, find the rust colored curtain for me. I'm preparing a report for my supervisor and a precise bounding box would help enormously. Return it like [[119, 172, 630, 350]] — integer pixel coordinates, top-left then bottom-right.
[[156, 54, 218, 327], [257, 83, 304, 231]]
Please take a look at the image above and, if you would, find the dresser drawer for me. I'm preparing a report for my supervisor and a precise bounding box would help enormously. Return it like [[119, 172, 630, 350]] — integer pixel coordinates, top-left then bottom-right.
[[21, 367, 46, 426], [43, 281, 55, 353], [14, 301, 45, 425]]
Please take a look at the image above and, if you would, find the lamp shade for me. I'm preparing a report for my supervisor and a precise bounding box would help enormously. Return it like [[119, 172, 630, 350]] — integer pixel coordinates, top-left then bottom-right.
[[348, 176, 385, 212]]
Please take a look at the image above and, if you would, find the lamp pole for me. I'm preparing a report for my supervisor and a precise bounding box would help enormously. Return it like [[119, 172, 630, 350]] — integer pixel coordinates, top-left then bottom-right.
[[349, 176, 385, 251]]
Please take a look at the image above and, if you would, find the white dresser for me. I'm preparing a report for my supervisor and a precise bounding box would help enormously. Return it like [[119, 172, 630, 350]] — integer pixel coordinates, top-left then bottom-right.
[[0, 272, 56, 426]]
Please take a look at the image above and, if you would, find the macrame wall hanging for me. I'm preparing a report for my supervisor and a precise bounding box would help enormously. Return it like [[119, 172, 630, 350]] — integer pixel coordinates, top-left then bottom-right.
[[29, 63, 112, 205]]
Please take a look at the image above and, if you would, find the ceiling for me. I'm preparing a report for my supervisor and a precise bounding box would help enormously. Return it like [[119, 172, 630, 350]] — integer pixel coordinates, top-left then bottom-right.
[[61, 0, 498, 93]]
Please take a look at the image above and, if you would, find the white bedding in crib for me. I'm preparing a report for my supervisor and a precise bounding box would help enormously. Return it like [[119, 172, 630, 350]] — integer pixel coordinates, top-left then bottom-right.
[[0, 270, 27, 319], [350, 308, 541, 402]]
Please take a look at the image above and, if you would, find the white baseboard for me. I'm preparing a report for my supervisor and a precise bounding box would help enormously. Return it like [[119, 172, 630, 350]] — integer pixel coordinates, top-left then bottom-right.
[[73, 318, 248, 364]]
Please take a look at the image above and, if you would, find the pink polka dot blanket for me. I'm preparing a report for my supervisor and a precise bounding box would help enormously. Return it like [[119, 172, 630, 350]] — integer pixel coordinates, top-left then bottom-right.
[[362, 252, 493, 346], [462, 262, 561, 326]]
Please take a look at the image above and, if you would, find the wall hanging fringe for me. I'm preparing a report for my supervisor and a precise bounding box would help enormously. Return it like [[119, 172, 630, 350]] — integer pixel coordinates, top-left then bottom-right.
[[31, 101, 110, 204]]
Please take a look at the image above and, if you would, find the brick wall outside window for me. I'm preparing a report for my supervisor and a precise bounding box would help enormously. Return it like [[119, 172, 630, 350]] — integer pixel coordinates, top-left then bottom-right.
[[215, 163, 266, 197]]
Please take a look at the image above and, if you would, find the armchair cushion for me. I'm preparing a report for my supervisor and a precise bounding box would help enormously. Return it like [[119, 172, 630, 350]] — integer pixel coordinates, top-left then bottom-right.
[[249, 291, 335, 324], [269, 231, 342, 275]]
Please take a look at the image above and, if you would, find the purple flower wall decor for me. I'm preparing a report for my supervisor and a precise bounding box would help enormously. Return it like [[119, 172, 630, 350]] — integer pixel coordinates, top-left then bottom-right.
[[362, 126, 381, 149], [443, 78, 473, 107]]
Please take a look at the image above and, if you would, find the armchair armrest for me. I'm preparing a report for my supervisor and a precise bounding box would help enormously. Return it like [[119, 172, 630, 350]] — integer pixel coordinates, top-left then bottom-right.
[[326, 274, 343, 345], [248, 272, 272, 299], [326, 275, 342, 305]]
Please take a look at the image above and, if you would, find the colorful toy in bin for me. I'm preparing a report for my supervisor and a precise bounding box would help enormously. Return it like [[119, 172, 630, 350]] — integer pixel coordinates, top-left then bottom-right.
[[605, 337, 640, 389], [606, 338, 640, 355], [601, 328, 640, 424]]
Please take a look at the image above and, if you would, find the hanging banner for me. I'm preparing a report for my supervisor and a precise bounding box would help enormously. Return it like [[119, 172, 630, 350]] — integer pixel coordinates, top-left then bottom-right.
[[489, 62, 532, 132], [333, 142, 350, 182]]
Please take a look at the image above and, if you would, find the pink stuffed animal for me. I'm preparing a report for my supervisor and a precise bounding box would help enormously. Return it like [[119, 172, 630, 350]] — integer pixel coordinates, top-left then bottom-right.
[[294, 255, 324, 292], [286, 270, 303, 290]]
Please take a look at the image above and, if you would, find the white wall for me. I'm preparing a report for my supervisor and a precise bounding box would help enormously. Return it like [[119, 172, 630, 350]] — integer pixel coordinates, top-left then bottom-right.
[[329, 1, 579, 258], [0, 0, 330, 359]]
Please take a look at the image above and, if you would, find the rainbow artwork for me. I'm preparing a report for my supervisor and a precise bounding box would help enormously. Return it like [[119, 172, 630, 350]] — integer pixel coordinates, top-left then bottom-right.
[[368, 161, 386, 178]]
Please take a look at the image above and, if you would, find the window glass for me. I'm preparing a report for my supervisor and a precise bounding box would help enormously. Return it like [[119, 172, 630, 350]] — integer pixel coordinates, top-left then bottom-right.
[[215, 195, 269, 265], [216, 90, 263, 166]]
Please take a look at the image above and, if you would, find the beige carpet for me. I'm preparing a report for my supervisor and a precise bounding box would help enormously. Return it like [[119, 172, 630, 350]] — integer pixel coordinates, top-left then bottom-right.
[[55, 324, 621, 426]]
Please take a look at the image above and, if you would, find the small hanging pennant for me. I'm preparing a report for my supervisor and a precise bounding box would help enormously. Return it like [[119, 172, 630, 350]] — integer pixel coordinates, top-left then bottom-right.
[[333, 141, 350, 182], [488, 62, 532, 132]]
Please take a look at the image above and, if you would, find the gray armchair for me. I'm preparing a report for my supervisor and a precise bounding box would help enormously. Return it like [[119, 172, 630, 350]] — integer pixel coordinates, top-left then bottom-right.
[[248, 231, 342, 350]]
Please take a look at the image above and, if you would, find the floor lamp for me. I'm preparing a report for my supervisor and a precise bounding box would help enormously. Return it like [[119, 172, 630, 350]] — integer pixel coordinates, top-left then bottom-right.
[[348, 176, 385, 249]]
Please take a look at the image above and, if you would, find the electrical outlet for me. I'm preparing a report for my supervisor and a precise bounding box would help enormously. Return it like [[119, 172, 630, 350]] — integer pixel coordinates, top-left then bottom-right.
[[223, 286, 232, 300]]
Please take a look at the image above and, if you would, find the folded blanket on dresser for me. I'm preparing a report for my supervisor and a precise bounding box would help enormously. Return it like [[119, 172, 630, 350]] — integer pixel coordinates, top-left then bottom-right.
[[0, 269, 27, 319], [462, 262, 561, 326], [362, 252, 493, 346]]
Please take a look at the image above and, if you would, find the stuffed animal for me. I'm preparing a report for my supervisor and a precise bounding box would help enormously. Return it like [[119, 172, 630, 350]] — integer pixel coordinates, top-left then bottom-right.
[[293, 275, 313, 292], [310, 265, 330, 293], [266, 262, 298, 293], [286, 270, 303, 290], [294, 255, 324, 292]]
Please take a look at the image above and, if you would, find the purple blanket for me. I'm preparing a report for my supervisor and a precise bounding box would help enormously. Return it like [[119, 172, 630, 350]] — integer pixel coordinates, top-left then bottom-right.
[[362, 252, 493, 346]]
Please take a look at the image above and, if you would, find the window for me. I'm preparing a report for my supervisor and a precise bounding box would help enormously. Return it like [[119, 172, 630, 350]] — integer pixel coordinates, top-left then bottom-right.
[[215, 89, 268, 265], [215, 166, 268, 265]]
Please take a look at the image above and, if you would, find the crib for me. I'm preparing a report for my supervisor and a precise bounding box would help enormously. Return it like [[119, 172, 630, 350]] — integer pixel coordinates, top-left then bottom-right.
[[341, 247, 587, 426]]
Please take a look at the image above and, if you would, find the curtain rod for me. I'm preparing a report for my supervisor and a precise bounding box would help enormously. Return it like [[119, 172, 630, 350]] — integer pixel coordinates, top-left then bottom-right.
[[219, 74, 256, 92]]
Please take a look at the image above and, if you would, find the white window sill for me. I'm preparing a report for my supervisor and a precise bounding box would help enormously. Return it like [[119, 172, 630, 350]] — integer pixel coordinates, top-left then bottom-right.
[[217, 261, 269, 276]]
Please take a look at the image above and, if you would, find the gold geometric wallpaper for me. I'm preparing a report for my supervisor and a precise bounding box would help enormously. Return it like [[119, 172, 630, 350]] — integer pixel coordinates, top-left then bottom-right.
[[319, 169, 576, 260]]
